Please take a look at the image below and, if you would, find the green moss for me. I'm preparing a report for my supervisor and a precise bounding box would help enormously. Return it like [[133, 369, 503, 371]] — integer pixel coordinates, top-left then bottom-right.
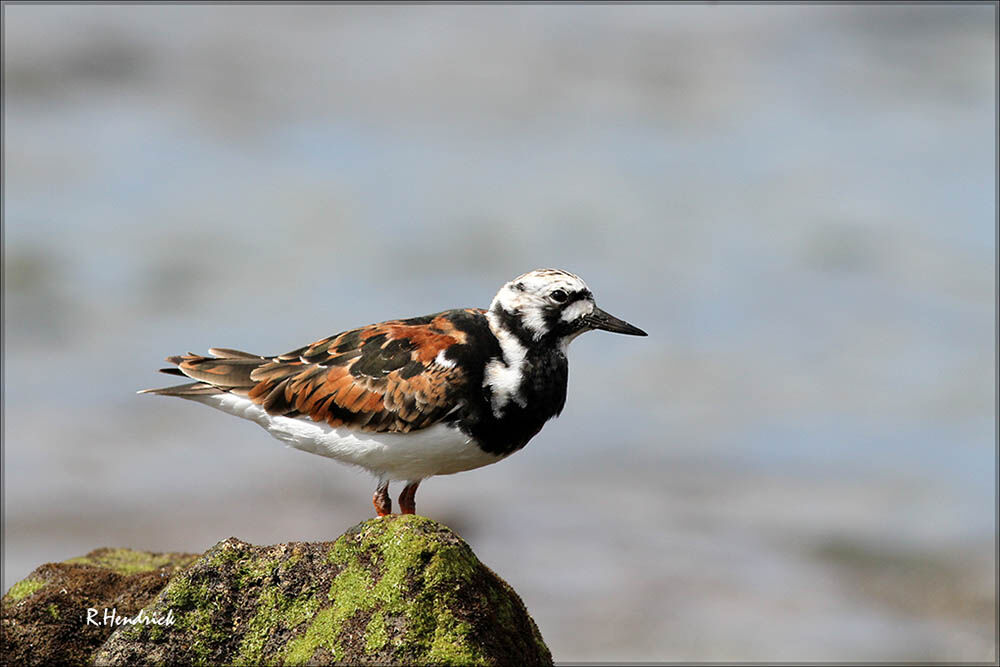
[[46, 602, 60, 620], [279, 551, 303, 573], [118, 621, 147, 642], [364, 612, 388, 654], [426, 601, 485, 665], [279, 516, 490, 664], [86, 519, 548, 665], [207, 542, 243, 568], [64, 548, 196, 575], [236, 556, 279, 589], [163, 573, 227, 665], [236, 586, 322, 665], [328, 563, 374, 615], [326, 535, 359, 567], [114, 517, 543, 665], [283, 519, 433, 663], [282, 607, 337, 665], [165, 573, 211, 610], [205, 541, 285, 591], [425, 544, 479, 588], [185, 607, 224, 666], [148, 624, 166, 642], [374, 520, 487, 663], [4, 578, 45, 602], [286, 592, 321, 629], [237, 588, 281, 665]]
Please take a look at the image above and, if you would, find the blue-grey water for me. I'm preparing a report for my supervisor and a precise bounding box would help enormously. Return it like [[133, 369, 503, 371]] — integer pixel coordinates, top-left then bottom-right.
[[3, 4, 995, 661]]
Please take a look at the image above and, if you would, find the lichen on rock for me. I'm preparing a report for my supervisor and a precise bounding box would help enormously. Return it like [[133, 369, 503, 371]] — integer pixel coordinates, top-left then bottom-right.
[[90, 515, 552, 665]]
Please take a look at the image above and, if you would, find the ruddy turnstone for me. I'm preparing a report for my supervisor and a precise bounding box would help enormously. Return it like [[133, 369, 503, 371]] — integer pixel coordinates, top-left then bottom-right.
[[141, 269, 646, 517]]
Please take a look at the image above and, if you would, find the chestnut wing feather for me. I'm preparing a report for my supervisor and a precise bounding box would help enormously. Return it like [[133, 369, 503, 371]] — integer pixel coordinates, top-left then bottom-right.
[[244, 311, 474, 433]]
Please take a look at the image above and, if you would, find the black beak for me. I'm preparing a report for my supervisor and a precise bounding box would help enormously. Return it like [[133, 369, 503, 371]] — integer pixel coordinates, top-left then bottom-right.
[[585, 307, 647, 336]]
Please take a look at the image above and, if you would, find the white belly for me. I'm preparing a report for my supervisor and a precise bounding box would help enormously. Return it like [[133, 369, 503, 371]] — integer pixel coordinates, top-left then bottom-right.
[[185, 392, 503, 482]]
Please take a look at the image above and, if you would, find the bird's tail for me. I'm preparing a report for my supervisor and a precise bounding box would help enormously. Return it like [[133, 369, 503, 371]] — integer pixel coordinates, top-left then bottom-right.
[[138, 348, 266, 397]]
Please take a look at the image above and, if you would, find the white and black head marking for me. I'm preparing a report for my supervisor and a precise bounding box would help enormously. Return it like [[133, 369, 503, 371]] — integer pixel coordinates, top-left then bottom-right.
[[489, 268, 645, 350]]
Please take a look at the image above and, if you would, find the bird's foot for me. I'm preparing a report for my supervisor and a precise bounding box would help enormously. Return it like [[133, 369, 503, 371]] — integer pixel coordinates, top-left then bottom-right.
[[373, 481, 391, 517], [398, 481, 420, 515]]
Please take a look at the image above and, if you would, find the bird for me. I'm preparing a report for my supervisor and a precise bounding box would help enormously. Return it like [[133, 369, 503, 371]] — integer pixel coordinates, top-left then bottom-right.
[[140, 268, 647, 517]]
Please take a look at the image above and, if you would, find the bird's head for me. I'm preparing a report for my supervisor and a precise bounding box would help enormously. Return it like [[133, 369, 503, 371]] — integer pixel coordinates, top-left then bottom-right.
[[489, 268, 647, 350]]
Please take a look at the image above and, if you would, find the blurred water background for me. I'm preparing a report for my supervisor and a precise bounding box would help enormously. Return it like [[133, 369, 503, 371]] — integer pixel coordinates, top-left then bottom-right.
[[3, 4, 996, 662]]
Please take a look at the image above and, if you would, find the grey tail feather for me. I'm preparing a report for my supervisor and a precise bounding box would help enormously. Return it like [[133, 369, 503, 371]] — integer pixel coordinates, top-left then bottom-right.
[[137, 382, 224, 397], [208, 347, 264, 359]]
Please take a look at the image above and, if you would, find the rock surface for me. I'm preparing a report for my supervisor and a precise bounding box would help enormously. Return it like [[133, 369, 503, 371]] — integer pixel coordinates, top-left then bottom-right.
[[1, 547, 200, 667], [3, 516, 552, 666]]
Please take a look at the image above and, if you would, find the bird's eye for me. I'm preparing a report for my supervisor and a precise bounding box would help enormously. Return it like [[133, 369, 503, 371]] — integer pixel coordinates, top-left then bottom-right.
[[550, 289, 568, 303]]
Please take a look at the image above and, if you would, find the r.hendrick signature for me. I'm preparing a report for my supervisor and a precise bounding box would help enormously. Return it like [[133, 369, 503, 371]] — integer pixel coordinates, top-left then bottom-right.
[[86, 607, 175, 627]]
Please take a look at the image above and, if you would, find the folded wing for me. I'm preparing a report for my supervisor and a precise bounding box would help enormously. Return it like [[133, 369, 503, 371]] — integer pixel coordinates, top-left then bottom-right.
[[143, 310, 478, 433]]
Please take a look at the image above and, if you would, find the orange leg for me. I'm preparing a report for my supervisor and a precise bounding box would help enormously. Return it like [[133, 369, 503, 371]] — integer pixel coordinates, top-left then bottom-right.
[[373, 481, 391, 517], [398, 481, 420, 515]]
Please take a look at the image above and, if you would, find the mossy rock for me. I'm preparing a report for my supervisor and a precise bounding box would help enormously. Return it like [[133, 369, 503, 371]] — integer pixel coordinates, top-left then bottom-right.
[[94, 515, 551, 665], [1, 548, 199, 666]]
